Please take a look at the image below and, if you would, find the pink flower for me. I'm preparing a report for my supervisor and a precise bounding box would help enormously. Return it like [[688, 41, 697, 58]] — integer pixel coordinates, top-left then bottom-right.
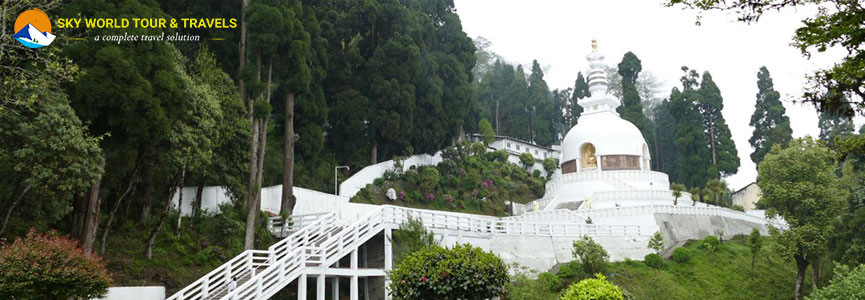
[[425, 193, 435, 201], [422, 276, 428, 282], [441, 271, 446, 277], [398, 191, 405, 200]]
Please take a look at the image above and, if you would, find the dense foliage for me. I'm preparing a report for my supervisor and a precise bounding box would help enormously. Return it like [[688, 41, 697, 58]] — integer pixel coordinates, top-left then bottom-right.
[[352, 142, 546, 216], [387, 243, 509, 300], [806, 263, 865, 300], [0, 229, 111, 300], [749, 66, 792, 167], [560, 274, 623, 300], [390, 217, 439, 264], [758, 138, 844, 300]]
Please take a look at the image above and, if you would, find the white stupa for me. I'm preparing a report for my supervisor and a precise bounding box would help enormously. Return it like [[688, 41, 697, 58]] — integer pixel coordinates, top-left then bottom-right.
[[537, 40, 675, 211]]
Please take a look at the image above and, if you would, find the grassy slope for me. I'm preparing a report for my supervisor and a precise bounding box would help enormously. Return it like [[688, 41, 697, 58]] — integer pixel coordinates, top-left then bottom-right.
[[606, 236, 813, 300]]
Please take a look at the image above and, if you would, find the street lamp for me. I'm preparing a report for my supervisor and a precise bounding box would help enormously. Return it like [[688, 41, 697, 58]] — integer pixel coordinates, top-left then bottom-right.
[[334, 165, 350, 196]]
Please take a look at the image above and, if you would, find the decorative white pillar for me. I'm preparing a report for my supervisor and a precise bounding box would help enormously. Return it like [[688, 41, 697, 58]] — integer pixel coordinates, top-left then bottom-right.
[[332, 261, 340, 300], [298, 273, 307, 300], [317, 274, 326, 300], [351, 248, 358, 300], [384, 227, 393, 300]]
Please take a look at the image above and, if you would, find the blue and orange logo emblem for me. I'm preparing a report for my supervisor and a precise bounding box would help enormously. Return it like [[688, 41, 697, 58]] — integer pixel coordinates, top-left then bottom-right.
[[13, 9, 55, 48]]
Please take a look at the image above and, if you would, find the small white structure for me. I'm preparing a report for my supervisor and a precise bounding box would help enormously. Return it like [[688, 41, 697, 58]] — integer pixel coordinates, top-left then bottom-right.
[[732, 182, 761, 210]]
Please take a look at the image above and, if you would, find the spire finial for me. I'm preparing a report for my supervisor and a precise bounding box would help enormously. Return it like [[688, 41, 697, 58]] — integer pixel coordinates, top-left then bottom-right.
[[591, 38, 598, 52]]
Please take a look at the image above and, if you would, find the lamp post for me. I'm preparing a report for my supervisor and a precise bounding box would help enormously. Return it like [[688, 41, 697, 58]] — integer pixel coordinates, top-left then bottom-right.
[[334, 166, 350, 196]]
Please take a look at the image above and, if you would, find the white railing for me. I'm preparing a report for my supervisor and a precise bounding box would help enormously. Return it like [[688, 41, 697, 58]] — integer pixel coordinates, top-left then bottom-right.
[[166, 212, 336, 300], [504, 209, 586, 223], [165, 250, 270, 300], [491, 222, 647, 236], [267, 212, 330, 237], [574, 205, 768, 224], [591, 190, 675, 202]]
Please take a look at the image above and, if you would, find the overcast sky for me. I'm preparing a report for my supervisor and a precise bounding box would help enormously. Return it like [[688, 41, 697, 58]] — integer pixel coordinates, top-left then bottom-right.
[[454, 0, 864, 190]]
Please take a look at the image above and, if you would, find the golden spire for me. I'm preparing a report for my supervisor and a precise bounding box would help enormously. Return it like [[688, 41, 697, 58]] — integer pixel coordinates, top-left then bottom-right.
[[591, 38, 598, 52]]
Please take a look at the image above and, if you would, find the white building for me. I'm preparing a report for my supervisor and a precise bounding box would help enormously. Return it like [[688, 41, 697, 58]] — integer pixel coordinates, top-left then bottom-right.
[[732, 182, 761, 210]]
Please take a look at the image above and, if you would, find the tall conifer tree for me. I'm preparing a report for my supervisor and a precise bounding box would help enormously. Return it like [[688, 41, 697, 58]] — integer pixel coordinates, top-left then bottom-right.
[[617, 52, 655, 168], [749, 66, 792, 167], [698, 71, 739, 178]]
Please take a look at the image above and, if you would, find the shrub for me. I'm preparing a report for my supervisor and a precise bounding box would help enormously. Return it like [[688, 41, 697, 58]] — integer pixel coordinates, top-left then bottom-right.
[[538, 272, 562, 292], [731, 205, 745, 212], [390, 217, 439, 264], [561, 274, 624, 300], [807, 263, 865, 300], [418, 166, 440, 192], [572, 235, 609, 277], [700, 235, 720, 252], [557, 260, 581, 280], [648, 231, 665, 254], [671, 247, 692, 264], [644, 253, 663, 269], [388, 244, 509, 300], [0, 229, 112, 300], [532, 169, 542, 178]]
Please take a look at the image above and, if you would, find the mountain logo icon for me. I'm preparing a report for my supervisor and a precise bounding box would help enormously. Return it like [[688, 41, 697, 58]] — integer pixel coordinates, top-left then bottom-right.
[[13, 9, 55, 48]]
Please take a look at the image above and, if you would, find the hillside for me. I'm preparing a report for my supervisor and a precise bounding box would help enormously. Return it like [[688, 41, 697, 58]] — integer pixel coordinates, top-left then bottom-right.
[[351, 143, 547, 216], [511, 236, 819, 300]]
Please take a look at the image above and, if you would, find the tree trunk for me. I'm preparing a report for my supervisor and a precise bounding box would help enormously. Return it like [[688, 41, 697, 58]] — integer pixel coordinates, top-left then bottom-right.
[[709, 118, 717, 165], [266, 55, 274, 101], [495, 97, 500, 134], [247, 117, 260, 207], [255, 117, 267, 206], [0, 184, 31, 236], [146, 183, 178, 259], [99, 168, 138, 254], [370, 142, 378, 165], [811, 257, 820, 288], [193, 184, 204, 221], [72, 192, 87, 239], [245, 118, 268, 250], [174, 166, 186, 237], [281, 92, 297, 216], [81, 154, 106, 253], [239, 0, 249, 106], [794, 255, 808, 300]]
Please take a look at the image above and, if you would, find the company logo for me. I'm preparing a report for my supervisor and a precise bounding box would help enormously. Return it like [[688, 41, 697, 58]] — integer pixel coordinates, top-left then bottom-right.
[[13, 9, 55, 48]]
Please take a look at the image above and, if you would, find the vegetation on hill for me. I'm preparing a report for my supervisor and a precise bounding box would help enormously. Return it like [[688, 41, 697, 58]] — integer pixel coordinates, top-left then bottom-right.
[[101, 205, 273, 293], [509, 236, 819, 300], [351, 142, 547, 216]]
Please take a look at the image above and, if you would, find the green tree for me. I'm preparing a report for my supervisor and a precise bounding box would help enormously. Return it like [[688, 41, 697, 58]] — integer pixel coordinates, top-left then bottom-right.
[[479, 118, 496, 145], [528, 60, 556, 146], [671, 183, 686, 206], [617, 52, 655, 161], [698, 72, 739, 178], [572, 235, 610, 277], [665, 0, 865, 117], [571, 72, 590, 122], [561, 274, 624, 300], [704, 179, 728, 207], [648, 231, 665, 254], [758, 138, 844, 300], [543, 157, 559, 178], [749, 228, 763, 278], [689, 187, 701, 206], [388, 244, 508, 300], [806, 263, 865, 300], [520, 152, 535, 170], [668, 68, 713, 187], [818, 99, 855, 149], [0, 229, 111, 300], [749, 66, 793, 167]]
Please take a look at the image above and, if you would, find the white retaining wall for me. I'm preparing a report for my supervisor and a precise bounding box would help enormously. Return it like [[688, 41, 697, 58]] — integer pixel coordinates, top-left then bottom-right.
[[171, 185, 349, 216], [91, 286, 165, 300]]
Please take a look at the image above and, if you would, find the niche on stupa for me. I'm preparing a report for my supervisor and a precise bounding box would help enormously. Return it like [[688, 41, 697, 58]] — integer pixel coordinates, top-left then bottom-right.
[[580, 143, 597, 170]]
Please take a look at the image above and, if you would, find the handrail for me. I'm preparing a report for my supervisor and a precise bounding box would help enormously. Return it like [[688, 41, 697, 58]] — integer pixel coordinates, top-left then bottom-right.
[[167, 212, 335, 300]]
